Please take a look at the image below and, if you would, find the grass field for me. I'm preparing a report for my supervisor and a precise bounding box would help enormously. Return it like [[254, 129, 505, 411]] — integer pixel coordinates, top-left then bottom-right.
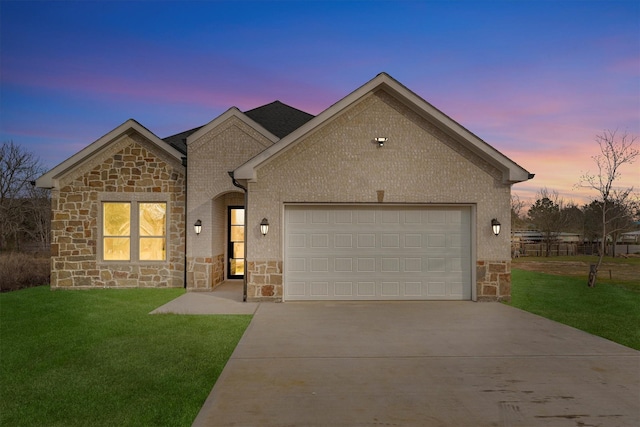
[[2, 259, 638, 425], [510, 268, 640, 350], [0, 287, 251, 427]]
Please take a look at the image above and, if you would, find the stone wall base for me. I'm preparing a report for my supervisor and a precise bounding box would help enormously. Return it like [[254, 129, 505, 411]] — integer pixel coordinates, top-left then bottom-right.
[[186, 254, 226, 290], [246, 260, 283, 300], [245, 258, 511, 302], [476, 260, 511, 302]]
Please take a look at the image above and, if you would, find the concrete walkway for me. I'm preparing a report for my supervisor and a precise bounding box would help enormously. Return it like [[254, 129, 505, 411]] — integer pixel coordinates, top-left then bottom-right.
[[150, 282, 259, 315], [191, 300, 640, 427]]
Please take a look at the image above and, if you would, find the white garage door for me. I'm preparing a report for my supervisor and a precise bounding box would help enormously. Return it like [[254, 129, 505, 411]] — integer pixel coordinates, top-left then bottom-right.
[[284, 205, 472, 301]]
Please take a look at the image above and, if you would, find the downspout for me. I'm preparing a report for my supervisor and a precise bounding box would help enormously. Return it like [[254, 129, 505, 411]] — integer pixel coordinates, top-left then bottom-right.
[[228, 171, 248, 302], [182, 151, 188, 289]]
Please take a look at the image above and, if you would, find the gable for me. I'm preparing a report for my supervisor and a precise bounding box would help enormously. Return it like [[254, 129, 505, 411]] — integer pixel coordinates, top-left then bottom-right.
[[36, 119, 184, 189], [234, 72, 533, 184], [252, 90, 504, 202]]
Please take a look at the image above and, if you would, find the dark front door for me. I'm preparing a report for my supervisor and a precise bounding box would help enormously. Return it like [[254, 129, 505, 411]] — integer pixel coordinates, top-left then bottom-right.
[[228, 207, 245, 279]]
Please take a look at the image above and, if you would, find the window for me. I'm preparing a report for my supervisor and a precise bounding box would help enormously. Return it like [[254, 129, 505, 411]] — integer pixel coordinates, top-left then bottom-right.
[[102, 202, 166, 262]]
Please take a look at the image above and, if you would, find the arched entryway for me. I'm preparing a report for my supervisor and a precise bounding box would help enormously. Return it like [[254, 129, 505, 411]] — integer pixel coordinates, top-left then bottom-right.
[[210, 192, 244, 288]]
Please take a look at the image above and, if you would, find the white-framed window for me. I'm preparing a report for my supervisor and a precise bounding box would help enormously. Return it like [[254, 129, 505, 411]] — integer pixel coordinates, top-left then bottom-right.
[[100, 198, 167, 262]]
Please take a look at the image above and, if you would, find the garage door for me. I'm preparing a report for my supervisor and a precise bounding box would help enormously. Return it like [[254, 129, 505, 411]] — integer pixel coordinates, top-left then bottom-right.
[[284, 205, 472, 301]]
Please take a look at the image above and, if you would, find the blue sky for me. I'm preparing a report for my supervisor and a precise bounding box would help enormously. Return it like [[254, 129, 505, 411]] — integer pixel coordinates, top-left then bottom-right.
[[1, 0, 638, 203]]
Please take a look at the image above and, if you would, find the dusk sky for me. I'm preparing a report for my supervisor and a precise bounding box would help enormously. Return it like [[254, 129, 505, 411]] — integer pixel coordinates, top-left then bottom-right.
[[1, 0, 638, 206]]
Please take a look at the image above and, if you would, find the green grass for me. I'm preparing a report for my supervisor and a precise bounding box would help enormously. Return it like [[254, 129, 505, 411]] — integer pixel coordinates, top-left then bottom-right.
[[0, 287, 252, 427], [510, 269, 640, 350]]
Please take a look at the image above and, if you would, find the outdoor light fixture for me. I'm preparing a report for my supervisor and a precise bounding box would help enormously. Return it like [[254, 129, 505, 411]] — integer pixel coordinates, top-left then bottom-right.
[[374, 137, 388, 147], [491, 218, 501, 236], [260, 218, 269, 236], [194, 219, 202, 236]]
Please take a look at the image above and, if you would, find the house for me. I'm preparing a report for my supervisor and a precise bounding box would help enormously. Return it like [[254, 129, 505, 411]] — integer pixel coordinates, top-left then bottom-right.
[[36, 73, 533, 302]]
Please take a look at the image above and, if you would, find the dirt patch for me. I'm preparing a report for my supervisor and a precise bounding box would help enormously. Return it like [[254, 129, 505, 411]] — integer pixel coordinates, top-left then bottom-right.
[[513, 260, 640, 282]]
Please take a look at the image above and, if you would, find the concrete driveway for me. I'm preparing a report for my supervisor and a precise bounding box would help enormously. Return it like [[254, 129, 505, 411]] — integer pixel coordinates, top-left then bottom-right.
[[193, 301, 639, 427]]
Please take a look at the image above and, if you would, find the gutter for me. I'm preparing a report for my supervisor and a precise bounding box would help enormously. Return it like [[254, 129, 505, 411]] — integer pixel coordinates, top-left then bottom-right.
[[182, 150, 188, 289], [228, 171, 248, 302]]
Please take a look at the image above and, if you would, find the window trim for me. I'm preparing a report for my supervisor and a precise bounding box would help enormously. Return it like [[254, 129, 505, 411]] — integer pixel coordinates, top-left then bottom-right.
[[98, 193, 170, 265]]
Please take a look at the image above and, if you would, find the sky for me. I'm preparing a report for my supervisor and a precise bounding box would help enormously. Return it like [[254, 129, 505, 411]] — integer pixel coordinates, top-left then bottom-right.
[[1, 0, 638, 207]]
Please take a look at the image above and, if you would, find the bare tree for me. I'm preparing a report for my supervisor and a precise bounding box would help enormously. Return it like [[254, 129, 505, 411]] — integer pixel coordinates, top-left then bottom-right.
[[528, 188, 569, 257], [0, 141, 49, 251], [577, 130, 639, 287], [510, 194, 528, 230]]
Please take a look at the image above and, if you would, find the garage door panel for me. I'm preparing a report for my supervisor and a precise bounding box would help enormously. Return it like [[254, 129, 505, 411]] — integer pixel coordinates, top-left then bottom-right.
[[284, 206, 472, 300]]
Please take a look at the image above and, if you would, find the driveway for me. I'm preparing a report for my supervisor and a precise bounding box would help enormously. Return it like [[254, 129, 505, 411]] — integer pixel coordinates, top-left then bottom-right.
[[193, 301, 639, 427]]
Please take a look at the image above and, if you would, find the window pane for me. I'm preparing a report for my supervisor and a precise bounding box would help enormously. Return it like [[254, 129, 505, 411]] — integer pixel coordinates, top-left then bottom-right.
[[140, 238, 166, 261], [140, 203, 166, 237], [230, 225, 244, 242], [104, 237, 130, 260], [104, 203, 130, 236], [231, 208, 244, 226]]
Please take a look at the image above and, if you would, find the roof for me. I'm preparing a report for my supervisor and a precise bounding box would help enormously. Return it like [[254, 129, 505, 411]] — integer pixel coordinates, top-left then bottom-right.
[[244, 101, 315, 139], [234, 72, 534, 184], [162, 126, 202, 155]]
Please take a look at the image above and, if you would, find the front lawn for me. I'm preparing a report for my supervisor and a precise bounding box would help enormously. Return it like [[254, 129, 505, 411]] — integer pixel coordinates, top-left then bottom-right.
[[510, 269, 640, 350], [0, 287, 252, 426]]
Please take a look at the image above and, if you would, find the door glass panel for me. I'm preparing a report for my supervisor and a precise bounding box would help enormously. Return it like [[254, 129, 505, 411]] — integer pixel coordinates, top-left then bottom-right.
[[228, 208, 245, 278], [230, 225, 244, 242]]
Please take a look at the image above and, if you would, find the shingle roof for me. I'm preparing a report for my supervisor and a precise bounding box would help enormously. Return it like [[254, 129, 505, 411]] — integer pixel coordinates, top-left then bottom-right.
[[244, 101, 315, 139], [162, 126, 202, 155]]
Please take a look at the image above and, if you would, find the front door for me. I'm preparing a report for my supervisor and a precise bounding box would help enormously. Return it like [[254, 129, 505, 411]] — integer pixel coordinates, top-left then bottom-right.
[[227, 207, 245, 279]]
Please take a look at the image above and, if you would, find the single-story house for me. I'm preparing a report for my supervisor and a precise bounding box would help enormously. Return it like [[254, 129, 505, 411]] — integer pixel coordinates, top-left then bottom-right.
[[36, 72, 533, 302]]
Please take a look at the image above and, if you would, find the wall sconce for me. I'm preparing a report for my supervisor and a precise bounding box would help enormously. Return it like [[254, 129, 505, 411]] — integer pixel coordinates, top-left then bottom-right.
[[194, 219, 202, 236], [491, 218, 501, 236], [260, 218, 269, 236], [374, 137, 388, 147]]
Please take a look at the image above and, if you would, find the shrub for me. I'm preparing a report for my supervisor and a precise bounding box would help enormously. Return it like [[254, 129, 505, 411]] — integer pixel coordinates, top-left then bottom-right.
[[0, 252, 50, 292]]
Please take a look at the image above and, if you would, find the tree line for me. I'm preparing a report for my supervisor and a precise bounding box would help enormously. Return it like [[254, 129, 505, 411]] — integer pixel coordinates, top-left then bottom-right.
[[513, 130, 638, 287], [0, 141, 50, 252], [512, 188, 638, 257]]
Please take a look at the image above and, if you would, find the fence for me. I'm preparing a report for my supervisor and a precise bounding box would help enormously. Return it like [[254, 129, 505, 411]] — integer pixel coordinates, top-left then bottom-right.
[[513, 243, 640, 257]]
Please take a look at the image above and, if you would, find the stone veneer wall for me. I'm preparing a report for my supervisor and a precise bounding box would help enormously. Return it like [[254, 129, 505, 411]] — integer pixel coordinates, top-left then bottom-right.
[[476, 260, 511, 302], [246, 260, 282, 301], [50, 133, 185, 289], [187, 254, 225, 290]]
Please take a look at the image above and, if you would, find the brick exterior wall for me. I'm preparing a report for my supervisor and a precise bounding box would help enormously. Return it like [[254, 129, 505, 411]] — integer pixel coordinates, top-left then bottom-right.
[[186, 116, 271, 289], [50, 133, 185, 289], [245, 90, 513, 301]]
